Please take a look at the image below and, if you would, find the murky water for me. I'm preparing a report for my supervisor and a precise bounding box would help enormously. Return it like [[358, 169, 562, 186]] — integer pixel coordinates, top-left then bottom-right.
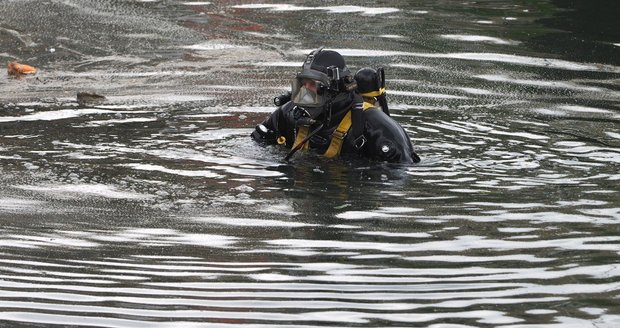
[[1, 0, 619, 327]]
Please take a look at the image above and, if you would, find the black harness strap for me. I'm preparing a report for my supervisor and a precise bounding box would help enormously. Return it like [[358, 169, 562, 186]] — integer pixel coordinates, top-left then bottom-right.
[[350, 96, 366, 150]]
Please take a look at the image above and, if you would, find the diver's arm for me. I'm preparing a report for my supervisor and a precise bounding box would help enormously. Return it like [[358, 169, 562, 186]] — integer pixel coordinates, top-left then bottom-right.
[[372, 131, 420, 164], [251, 101, 296, 145], [251, 108, 280, 144], [362, 109, 421, 164]]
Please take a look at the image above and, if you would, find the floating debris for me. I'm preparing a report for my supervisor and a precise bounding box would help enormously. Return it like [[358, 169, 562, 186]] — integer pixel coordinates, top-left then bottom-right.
[[77, 92, 107, 105], [7, 61, 37, 76]]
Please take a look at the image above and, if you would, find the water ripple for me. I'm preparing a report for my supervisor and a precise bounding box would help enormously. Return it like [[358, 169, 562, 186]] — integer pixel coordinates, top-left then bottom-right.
[[1, 0, 619, 326]]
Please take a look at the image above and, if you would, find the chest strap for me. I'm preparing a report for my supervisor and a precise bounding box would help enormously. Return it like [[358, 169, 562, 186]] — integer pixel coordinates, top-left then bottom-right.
[[293, 126, 310, 151], [323, 101, 372, 158], [323, 111, 352, 158]]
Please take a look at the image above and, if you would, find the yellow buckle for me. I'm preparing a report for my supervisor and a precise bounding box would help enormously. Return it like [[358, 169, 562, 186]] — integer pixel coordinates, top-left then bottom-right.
[[332, 130, 346, 140]]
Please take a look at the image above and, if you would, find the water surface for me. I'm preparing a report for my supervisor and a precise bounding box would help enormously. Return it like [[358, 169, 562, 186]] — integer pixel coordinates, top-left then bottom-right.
[[1, 0, 619, 327]]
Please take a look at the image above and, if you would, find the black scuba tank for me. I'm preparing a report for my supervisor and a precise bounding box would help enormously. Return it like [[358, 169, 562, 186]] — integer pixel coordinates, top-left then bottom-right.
[[354, 67, 389, 116]]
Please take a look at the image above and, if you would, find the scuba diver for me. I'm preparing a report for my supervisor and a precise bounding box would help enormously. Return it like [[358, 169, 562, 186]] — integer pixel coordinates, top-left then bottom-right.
[[251, 47, 420, 164]]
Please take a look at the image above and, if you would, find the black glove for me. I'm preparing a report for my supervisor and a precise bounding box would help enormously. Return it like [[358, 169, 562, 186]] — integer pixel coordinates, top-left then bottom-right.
[[251, 124, 277, 143]]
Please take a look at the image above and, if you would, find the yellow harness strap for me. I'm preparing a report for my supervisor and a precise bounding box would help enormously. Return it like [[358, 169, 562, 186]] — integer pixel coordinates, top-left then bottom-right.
[[323, 102, 374, 158], [323, 111, 352, 158], [359, 87, 386, 98], [362, 100, 375, 110], [293, 126, 310, 151]]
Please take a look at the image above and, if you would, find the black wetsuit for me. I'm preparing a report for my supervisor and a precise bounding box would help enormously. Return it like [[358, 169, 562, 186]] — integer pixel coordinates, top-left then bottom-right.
[[251, 92, 420, 164]]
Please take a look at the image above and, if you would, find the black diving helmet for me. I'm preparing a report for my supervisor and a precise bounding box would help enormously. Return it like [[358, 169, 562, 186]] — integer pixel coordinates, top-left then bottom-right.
[[290, 48, 354, 119]]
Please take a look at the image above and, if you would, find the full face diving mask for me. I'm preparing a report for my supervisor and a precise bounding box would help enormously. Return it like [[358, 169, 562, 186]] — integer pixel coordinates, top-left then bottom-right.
[[291, 77, 327, 109], [290, 48, 353, 119]]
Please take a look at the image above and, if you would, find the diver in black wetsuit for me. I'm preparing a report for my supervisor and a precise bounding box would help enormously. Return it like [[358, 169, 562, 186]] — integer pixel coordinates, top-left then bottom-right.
[[251, 47, 420, 164]]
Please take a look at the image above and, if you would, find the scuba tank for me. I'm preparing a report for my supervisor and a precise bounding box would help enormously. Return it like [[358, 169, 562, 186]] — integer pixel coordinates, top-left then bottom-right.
[[354, 67, 389, 116]]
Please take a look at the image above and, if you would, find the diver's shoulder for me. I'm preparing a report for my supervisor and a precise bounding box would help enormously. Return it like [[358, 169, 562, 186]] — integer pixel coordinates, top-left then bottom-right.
[[362, 107, 398, 127], [280, 101, 296, 112], [363, 107, 386, 117]]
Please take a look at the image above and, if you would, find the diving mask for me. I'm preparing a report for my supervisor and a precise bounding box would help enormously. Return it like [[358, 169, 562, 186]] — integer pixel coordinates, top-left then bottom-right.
[[291, 78, 328, 109]]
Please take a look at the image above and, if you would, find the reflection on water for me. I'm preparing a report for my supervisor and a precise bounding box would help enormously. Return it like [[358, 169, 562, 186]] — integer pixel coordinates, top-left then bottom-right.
[[1, 0, 619, 327]]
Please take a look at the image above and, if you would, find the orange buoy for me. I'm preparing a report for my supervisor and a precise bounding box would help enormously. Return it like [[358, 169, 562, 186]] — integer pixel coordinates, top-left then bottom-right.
[[7, 61, 37, 76]]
